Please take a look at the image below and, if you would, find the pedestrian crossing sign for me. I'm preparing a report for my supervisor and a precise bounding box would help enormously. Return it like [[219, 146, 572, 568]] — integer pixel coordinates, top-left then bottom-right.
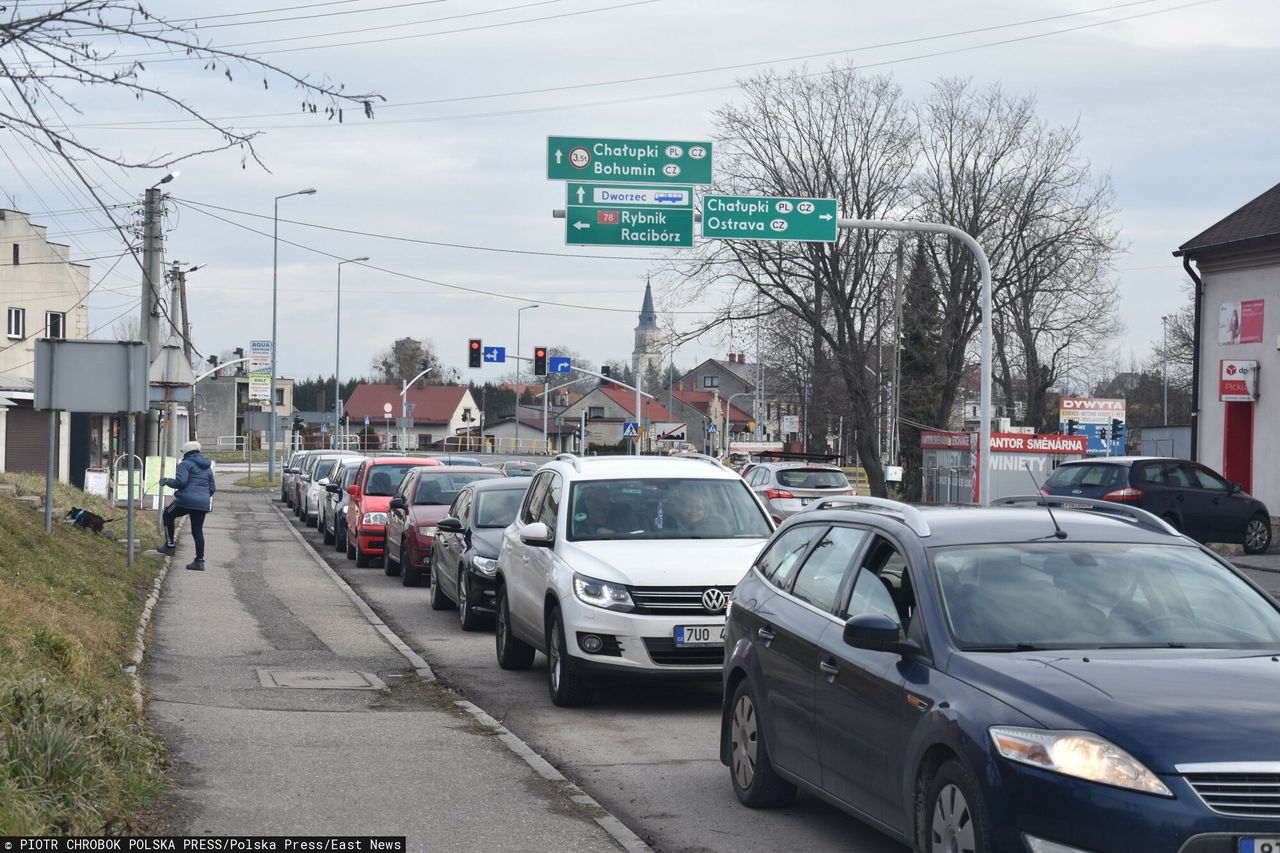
[[622, 422, 639, 438]]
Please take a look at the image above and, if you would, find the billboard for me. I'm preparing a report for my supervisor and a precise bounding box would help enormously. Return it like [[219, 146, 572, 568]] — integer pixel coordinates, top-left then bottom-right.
[[1058, 397, 1126, 456], [1219, 300, 1264, 345]]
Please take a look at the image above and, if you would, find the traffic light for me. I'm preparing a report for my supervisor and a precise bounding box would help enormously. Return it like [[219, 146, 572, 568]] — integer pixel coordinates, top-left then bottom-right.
[[468, 339, 482, 369], [1066, 419, 1079, 436], [601, 364, 611, 386], [533, 346, 547, 377], [1111, 418, 1124, 444]]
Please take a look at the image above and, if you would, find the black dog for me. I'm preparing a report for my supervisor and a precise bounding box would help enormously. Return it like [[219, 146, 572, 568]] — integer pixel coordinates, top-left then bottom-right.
[[66, 506, 112, 534]]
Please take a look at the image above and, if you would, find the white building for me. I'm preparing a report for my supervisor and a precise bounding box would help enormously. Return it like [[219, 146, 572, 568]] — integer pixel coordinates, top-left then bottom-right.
[[0, 209, 91, 480]]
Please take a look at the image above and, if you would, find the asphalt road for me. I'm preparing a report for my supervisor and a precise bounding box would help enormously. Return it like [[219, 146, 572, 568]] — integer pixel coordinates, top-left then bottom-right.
[[277, 499, 908, 853]]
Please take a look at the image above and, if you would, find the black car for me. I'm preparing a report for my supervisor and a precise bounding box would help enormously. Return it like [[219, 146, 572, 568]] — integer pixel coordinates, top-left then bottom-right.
[[1041, 456, 1272, 554], [722, 495, 1280, 852], [429, 477, 530, 630]]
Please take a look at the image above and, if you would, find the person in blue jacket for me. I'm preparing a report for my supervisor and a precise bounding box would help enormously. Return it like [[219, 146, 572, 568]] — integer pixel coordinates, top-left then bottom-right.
[[158, 440, 216, 571]]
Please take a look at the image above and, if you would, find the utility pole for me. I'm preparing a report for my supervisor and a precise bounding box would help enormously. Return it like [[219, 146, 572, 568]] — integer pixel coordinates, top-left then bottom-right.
[[1161, 315, 1170, 426], [139, 186, 165, 459], [891, 242, 904, 466]]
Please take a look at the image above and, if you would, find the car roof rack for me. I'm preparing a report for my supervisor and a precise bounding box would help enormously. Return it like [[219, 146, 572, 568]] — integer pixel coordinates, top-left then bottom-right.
[[756, 450, 840, 463], [673, 452, 727, 469], [553, 452, 582, 472], [992, 495, 1178, 537], [805, 496, 932, 537]]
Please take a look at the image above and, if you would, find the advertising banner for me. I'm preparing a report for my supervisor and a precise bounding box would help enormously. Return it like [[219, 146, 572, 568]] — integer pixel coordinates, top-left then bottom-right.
[[1219, 299, 1264, 345], [249, 339, 272, 371], [1219, 359, 1259, 401], [921, 431, 974, 450], [248, 373, 270, 402], [1058, 397, 1127, 456], [781, 414, 800, 434]]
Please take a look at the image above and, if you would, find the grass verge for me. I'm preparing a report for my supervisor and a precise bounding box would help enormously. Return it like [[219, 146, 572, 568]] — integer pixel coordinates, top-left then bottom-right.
[[234, 474, 281, 489], [207, 451, 272, 464], [0, 475, 167, 834]]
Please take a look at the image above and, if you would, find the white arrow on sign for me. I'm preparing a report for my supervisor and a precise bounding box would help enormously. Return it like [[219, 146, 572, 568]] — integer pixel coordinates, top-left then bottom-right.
[[572, 221, 590, 230], [819, 214, 834, 221], [576, 186, 586, 203], [555, 150, 563, 164]]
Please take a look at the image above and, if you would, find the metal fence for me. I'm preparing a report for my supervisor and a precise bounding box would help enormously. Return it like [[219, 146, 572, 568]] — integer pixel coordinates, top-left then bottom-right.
[[923, 465, 976, 504]]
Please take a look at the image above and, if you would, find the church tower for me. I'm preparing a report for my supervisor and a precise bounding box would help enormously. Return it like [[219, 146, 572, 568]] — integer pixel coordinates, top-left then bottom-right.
[[632, 279, 662, 380]]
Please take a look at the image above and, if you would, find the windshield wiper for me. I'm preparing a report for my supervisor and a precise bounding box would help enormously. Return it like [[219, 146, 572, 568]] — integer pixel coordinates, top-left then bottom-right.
[[1095, 642, 1188, 649], [961, 642, 1058, 652]]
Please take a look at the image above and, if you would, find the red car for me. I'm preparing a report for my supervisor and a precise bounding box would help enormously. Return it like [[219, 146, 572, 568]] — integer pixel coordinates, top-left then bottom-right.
[[344, 457, 442, 567], [384, 466, 505, 586]]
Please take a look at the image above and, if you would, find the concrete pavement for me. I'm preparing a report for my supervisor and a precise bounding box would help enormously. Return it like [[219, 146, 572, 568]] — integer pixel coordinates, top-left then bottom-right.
[[144, 487, 632, 851]]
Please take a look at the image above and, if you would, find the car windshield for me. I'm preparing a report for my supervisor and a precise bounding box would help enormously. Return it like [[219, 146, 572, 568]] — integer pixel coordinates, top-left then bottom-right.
[[341, 465, 361, 488], [365, 464, 420, 496], [930, 542, 1280, 650], [1044, 463, 1126, 488], [314, 459, 338, 481], [567, 478, 772, 541], [475, 488, 527, 527], [414, 471, 501, 505], [775, 468, 848, 489]]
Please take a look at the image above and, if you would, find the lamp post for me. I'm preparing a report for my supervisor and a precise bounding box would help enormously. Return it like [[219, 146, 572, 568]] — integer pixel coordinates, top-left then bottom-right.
[[401, 365, 434, 451], [1161, 314, 1170, 426], [515, 304, 539, 386], [335, 256, 369, 450], [269, 188, 317, 480]]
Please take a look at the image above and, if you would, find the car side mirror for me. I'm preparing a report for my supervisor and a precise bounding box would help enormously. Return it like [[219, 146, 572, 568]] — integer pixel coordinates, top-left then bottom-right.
[[347, 485, 360, 497], [519, 521, 554, 548], [389, 497, 406, 511], [437, 516, 463, 533], [1231, 482, 1243, 494], [326, 483, 340, 493], [843, 613, 919, 657]]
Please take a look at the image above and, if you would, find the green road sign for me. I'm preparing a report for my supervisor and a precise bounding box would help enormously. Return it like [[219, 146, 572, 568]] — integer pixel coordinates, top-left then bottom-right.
[[566, 205, 693, 248], [701, 195, 838, 242], [548, 136, 713, 185], [567, 183, 693, 209]]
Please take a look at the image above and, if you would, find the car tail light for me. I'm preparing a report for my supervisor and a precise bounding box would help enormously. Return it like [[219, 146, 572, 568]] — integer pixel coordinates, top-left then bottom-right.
[[765, 488, 795, 500], [1102, 487, 1143, 502]]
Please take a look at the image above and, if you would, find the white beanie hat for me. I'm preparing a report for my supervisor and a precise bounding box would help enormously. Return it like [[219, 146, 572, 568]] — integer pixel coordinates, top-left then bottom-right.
[[181, 440, 201, 455]]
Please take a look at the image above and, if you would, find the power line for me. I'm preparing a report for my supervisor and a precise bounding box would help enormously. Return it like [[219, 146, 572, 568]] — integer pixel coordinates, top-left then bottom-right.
[[171, 197, 668, 261], [172, 199, 718, 315], [63, 0, 450, 34]]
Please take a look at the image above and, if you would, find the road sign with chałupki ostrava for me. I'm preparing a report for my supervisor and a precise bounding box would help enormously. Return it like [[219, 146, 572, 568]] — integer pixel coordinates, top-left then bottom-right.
[[565, 182, 694, 248], [701, 195, 838, 242]]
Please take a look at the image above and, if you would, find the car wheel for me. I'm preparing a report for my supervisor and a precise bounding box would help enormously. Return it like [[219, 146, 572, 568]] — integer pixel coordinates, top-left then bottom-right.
[[429, 556, 453, 608], [921, 759, 992, 853], [1245, 513, 1273, 554], [728, 679, 796, 807], [321, 516, 334, 545], [402, 540, 424, 587], [305, 509, 317, 527], [495, 586, 535, 670], [335, 519, 347, 553], [546, 608, 593, 707], [458, 568, 484, 631], [346, 531, 357, 560], [381, 544, 397, 575]]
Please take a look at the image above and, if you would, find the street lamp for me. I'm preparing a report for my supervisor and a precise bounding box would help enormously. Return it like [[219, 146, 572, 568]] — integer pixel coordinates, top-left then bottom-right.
[[1161, 314, 1170, 426], [269, 187, 317, 480], [335, 256, 369, 450], [515, 304, 539, 386], [401, 365, 434, 451]]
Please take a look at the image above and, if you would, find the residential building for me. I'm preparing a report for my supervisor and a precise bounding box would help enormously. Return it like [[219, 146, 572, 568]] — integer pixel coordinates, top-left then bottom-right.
[[194, 373, 295, 452], [558, 385, 679, 452], [0, 209, 91, 482], [1174, 182, 1280, 514], [343, 383, 478, 451]]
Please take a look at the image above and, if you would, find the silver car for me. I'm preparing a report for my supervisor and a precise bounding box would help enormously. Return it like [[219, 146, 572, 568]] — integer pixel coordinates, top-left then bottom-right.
[[320, 457, 367, 549], [300, 451, 361, 525], [744, 461, 855, 523]]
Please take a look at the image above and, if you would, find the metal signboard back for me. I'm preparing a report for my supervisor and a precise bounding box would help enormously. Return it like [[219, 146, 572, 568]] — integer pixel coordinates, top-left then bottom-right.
[[34, 339, 149, 413]]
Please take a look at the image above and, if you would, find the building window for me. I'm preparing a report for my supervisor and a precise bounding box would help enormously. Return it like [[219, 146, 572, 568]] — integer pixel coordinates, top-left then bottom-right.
[[6, 307, 24, 339], [275, 389, 285, 406], [588, 406, 605, 419], [11, 244, 18, 265], [702, 375, 719, 389], [45, 311, 65, 339]]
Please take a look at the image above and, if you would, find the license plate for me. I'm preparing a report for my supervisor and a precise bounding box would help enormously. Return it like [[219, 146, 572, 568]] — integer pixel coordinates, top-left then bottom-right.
[[1065, 502, 1091, 509], [800, 498, 809, 506], [1240, 840, 1280, 853], [675, 625, 724, 647]]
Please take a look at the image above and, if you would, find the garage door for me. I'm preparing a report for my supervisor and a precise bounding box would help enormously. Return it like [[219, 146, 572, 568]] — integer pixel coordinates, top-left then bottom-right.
[[5, 406, 58, 475]]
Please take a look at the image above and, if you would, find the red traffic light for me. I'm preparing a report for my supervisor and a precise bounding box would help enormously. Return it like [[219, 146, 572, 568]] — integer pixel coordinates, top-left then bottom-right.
[[468, 338, 483, 368], [470, 340, 480, 350]]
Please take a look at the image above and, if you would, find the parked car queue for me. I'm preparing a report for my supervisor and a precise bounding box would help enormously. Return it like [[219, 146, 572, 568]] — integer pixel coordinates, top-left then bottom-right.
[[275, 449, 1280, 853]]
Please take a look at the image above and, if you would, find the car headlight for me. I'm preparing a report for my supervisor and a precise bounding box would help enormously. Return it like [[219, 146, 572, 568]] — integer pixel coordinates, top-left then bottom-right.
[[572, 573, 634, 612], [471, 556, 498, 576], [989, 727, 1172, 797], [362, 512, 387, 526], [422, 525, 437, 538]]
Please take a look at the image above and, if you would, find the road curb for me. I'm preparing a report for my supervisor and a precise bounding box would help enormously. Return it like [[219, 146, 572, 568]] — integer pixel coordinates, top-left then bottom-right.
[[127, 520, 182, 714], [455, 700, 654, 853], [270, 501, 436, 680]]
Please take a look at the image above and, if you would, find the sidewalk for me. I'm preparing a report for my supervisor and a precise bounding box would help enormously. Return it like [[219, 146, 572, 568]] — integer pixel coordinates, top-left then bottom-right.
[[144, 488, 626, 851], [1234, 546, 1280, 574]]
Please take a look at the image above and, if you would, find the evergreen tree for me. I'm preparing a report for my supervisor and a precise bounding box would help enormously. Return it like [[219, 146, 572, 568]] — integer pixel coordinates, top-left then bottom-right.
[[898, 239, 945, 500]]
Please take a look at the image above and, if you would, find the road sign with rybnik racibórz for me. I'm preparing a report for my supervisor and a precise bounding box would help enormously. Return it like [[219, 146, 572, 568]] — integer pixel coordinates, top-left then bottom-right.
[[701, 195, 838, 242], [548, 136, 713, 185], [566, 189, 694, 248]]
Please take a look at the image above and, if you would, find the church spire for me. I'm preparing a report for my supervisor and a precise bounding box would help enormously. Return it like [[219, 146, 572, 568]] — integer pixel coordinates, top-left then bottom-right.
[[637, 277, 657, 330]]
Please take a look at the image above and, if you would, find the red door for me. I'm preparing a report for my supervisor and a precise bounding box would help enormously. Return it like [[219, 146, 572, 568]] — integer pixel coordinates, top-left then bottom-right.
[[1221, 401, 1254, 494]]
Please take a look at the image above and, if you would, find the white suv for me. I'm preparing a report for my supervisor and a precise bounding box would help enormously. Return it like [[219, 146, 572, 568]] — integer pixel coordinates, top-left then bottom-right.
[[494, 453, 774, 706]]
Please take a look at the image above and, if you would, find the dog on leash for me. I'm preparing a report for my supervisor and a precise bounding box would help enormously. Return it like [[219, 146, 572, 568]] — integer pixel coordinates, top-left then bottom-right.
[[65, 506, 113, 535]]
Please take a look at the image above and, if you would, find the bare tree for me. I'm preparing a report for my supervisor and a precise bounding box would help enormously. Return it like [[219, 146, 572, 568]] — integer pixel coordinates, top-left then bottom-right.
[[371, 337, 441, 386], [915, 79, 1121, 435], [1, 1, 381, 244], [671, 65, 918, 495]]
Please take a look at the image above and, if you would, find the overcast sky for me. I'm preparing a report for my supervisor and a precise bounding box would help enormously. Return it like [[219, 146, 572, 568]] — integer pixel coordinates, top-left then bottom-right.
[[5, 0, 1278, 386]]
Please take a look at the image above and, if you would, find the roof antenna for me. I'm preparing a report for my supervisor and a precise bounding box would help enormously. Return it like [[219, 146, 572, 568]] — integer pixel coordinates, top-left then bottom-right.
[[1024, 463, 1067, 540]]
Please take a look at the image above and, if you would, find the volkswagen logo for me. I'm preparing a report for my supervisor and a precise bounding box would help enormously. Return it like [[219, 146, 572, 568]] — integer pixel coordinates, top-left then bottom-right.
[[702, 588, 728, 613]]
